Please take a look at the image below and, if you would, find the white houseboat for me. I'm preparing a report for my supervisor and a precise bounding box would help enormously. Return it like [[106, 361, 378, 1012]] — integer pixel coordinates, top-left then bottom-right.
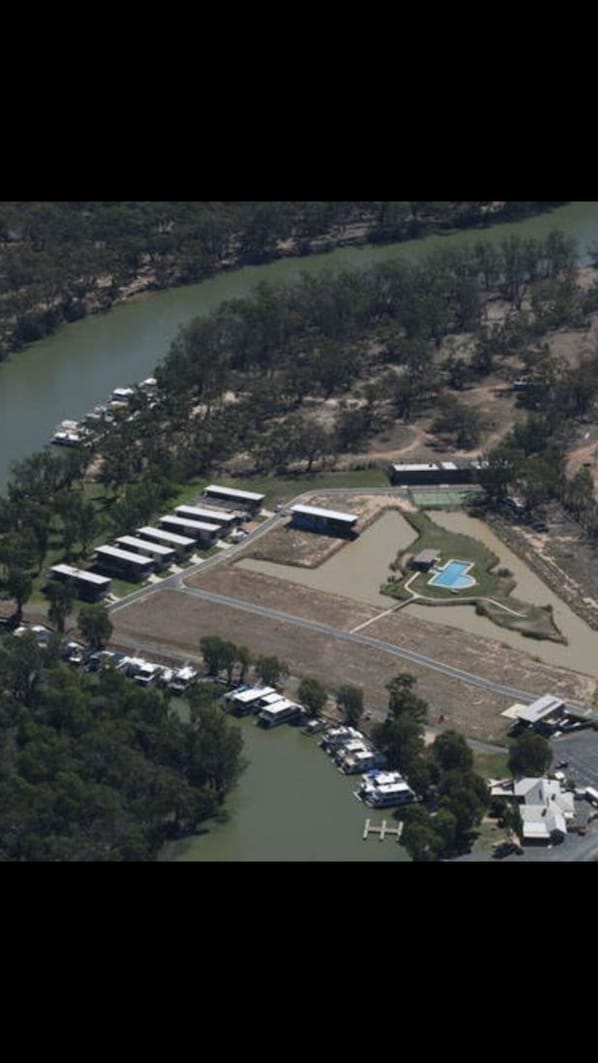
[[227, 685, 277, 716], [356, 770, 415, 808], [257, 697, 302, 728]]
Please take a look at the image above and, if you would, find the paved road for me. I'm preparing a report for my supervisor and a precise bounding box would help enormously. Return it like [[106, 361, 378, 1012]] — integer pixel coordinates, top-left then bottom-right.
[[459, 828, 598, 863], [107, 485, 595, 716], [552, 731, 598, 790]]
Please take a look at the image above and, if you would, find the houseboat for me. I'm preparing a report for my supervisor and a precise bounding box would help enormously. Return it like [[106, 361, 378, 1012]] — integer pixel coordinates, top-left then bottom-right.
[[257, 697, 302, 728], [133, 662, 163, 687], [169, 664, 199, 695], [227, 686, 277, 716], [320, 727, 364, 755], [356, 770, 415, 808]]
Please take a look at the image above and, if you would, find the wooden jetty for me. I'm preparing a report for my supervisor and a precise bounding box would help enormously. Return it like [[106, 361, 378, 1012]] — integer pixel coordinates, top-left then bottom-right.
[[362, 818, 404, 842]]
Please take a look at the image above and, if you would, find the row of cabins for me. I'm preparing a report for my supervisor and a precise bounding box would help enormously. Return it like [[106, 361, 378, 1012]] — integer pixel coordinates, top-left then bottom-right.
[[48, 485, 266, 597]]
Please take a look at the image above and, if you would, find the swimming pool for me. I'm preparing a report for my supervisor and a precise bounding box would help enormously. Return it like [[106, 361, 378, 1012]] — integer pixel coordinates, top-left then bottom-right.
[[428, 559, 476, 591]]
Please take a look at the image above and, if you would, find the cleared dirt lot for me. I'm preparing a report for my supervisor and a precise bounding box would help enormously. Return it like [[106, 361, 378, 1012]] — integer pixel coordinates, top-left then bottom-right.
[[185, 564, 380, 631], [111, 588, 515, 740], [488, 508, 598, 632], [365, 611, 594, 706], [112, 582, 594, 742]]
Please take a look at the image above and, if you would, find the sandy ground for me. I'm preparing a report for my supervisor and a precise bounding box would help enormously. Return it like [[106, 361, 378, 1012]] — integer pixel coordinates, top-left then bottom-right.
[[185, 565, 380, 631], [111, 573, 595, 741], [489, 508, 598, 632], [111, 588, 516, 741]]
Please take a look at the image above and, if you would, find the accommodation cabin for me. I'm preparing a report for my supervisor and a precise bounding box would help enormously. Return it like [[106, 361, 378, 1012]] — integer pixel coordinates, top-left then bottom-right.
[[203, 484, 264, 516], [175, 504, 237, 530], [50, 563, 112, 602], [115, 535, 176, 570], [136, 525, 196, 560], [94, 545, 154, 582], [290, 504, 357, 537], [159, 514, 220, 546]]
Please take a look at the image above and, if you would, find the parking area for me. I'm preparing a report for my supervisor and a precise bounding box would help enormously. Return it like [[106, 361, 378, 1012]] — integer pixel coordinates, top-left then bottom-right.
[[551, 729, 598, 790]]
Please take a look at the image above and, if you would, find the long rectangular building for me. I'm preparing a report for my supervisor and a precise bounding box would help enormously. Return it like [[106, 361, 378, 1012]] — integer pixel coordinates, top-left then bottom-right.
[[50, 563, 112, 602], [136, 525, 196, 559], [290, 504, 357, 537], [175, 504, 237, 528], [115, 536, 176, 570], [204, 484, 264, 514], [95, 545, 155, 582], [388, 462, 475, 485], [159, 515, 220, 545]]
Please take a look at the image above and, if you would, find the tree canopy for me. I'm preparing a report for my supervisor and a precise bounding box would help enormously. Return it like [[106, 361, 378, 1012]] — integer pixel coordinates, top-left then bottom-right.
[[0, 633, 245, 860]]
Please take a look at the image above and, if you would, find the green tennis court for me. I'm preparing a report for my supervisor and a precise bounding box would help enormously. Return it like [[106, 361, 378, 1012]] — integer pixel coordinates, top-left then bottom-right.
[[410, 487, 483, 508]]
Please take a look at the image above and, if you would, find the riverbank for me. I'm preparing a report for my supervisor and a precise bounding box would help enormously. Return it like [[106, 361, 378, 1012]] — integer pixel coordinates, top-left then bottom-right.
[[0, 202, 567, 364]]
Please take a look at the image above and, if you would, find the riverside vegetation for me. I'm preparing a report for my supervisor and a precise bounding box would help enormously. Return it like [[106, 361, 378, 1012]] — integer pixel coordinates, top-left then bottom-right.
[[0, 201, 563, 360], [3, 227, 598, 625]]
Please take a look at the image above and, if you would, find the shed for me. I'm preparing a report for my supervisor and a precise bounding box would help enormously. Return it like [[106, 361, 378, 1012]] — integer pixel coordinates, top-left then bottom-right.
[[411, 548, 441, 571]]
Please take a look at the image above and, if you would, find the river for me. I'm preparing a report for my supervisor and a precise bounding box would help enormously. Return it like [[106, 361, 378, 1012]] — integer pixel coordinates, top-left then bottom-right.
[[5, 202, 598, 861], [2, 201, 598, 492], [162, 711, 407, 862]]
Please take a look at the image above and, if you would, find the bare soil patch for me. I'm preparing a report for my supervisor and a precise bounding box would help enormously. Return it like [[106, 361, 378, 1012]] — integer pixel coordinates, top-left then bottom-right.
[[111, 588, 516, 741], [488, 508, 598, 631], [186, 565, 379, 631], [365, 610, 594, 706]]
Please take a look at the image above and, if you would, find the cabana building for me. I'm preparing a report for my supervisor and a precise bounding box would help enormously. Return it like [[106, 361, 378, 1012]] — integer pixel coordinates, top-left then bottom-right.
[[290, 504, 358, 537], [50, 563, 112, 602], [136, 525, 196, 560], [174, 504, 237, 530], [388, 462, 475, 485], [115, 535, 176, 570], [94, 545, 155, 582], [159, 515, 220, 546], [203, 484, 265, 516]]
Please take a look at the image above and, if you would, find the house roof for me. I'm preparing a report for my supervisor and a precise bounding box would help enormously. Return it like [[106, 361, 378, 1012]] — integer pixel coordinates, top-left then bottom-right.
[[291, 504, 357, 524], [517, 694, 565, 724], [521, 805, 566, 839]]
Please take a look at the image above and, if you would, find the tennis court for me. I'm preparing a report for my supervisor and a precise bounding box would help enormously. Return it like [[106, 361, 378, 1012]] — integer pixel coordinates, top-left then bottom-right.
[[409, 486, 483, 508]]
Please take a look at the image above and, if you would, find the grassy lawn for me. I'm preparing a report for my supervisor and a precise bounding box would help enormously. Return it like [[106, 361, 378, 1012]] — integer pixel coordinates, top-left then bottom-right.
[[168, 469, 387, 510], [472, 748, 510, 780], [382, 511, 563, 643]]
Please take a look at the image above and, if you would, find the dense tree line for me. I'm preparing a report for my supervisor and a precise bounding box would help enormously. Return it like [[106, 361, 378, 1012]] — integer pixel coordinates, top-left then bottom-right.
[[372, 674, 489, 860], [0, 227, 587, 622], [0, 631, 245, 860], [476, 339, 598, 531], [0, 202, 565, 360]]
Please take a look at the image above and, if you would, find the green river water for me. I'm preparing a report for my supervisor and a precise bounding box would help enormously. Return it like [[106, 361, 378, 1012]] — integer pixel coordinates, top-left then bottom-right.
[[3, 201, 598, 860]]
